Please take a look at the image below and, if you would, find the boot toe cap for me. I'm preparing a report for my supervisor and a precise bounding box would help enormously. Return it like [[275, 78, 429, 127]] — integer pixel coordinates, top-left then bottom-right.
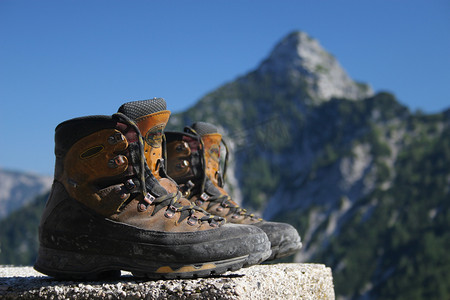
[[253, 221, 302, 260]]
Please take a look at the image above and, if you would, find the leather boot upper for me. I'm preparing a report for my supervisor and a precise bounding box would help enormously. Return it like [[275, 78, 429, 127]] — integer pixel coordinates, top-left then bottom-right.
[[165, 123, 262, 224], [51, 113, 224, 233]]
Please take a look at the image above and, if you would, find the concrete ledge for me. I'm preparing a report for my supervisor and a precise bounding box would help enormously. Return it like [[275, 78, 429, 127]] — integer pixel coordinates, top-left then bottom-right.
[[0, 263, 334, 299]]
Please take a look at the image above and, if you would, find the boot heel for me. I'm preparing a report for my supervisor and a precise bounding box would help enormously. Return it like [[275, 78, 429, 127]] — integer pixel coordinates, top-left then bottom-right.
[[34, 247, 121, 280]]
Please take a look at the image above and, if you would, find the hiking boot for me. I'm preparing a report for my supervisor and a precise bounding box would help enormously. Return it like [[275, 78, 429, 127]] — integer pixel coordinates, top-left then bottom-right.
[[165, 121, 302, 260], [34, 107, 271, 280]]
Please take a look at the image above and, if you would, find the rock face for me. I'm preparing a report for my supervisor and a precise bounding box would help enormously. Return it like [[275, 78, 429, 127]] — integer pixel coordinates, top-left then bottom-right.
[[0, 264, 334, 299], [258, 31, 373, 101]]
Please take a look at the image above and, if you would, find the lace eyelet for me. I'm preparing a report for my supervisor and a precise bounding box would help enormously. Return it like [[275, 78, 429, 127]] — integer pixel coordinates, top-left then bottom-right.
[[175, 143, 185, 152], [137, 203, 148, 212], [108, 132, 125, 145], [179, 180, 194, 197], [108, 155, 126, 168], [164, 205, 177, 218], [176, 160, 189, 170], [124, 179, 136, 190], [144, 193, 155, 205], [187, 215, 198, 226], [113, 186, 127, 199]]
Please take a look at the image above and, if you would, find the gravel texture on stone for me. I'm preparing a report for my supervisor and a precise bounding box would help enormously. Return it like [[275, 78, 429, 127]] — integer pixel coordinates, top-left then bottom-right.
[[0, 263, 334, 299]]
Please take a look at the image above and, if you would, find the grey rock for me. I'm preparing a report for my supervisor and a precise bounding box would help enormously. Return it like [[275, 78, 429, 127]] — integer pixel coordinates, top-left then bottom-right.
[[0, 263, 334, 299], [258, 31, 373, 102]]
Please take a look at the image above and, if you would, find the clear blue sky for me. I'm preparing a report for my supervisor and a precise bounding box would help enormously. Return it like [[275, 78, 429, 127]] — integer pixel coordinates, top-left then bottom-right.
[[1, 0, 449, 175]]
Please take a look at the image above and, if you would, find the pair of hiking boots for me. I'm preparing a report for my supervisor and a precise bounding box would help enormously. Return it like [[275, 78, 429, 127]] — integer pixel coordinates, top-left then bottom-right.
[[34, 98, 302, 280]]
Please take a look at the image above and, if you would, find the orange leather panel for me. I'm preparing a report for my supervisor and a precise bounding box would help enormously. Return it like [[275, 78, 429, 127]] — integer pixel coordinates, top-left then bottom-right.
[[60, 129, 130, 216], [135, 110, 171, 178], [201, 133, 222, 187]]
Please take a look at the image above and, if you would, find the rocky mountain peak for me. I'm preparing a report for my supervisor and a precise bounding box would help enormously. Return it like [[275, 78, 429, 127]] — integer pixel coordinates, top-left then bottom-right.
[[258, 31, 373, 101]]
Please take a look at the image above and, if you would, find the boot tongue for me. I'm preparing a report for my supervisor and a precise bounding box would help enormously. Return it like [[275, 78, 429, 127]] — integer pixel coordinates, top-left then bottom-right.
[[118, 98, 168, 120], [191, 122, 219, 136], [118, 98, 171, 178]]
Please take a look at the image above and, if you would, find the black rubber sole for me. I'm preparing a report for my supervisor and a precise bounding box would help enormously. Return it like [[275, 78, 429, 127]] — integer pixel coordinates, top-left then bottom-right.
[[34, 250, 272, 281], [34, 246, 254, 280], [131, 255, 247, 280]]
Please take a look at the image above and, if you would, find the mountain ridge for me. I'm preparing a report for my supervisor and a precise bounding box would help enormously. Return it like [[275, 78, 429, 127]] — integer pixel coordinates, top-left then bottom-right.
[[0, 168, 52, 219]]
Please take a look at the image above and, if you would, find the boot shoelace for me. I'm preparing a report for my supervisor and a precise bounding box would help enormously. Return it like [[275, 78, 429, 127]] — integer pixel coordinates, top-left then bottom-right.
[[137, 189, 223, 226], [113, 113, 225, 227], [184, 126, 262, 222], [200, 191, 262, 221]]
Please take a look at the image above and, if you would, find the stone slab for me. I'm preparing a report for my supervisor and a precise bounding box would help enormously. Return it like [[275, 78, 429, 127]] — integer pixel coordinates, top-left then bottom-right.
[[0, 263, 334, 299]]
